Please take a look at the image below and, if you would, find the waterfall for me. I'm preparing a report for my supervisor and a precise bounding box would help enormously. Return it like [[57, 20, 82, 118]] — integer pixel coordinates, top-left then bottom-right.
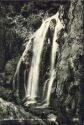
[[36, 13, 65, 108], [13, 11, 65, 107], [25, 20, 50, 105]]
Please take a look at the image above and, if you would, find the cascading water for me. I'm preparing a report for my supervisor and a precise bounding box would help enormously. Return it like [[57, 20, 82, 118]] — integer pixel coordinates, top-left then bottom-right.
[[36, 12, 65, 108], [25, 21, 50, 105], [13, 10, 65, 107]]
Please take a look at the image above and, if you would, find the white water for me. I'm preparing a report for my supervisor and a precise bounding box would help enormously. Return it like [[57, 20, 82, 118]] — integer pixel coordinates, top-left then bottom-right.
[[42, 13, 64, 107], [13, 38, 32, 95], [25, 21, 50, 105], [36, 12, 65, 108], [13, 11, 65, 107]]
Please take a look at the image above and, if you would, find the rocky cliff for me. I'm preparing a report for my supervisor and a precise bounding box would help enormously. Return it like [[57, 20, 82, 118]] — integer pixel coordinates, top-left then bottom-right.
[[51, 0, 83, 123]]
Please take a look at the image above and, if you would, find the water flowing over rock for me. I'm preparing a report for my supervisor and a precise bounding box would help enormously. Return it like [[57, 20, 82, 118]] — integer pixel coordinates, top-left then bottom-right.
[[13, 9, 65, 107]]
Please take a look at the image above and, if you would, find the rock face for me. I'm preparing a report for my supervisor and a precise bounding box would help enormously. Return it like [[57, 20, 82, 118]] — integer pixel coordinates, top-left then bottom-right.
[[0, 98, 26, 120], [0, 98, 47, 125], [53, 0, 83, 122]]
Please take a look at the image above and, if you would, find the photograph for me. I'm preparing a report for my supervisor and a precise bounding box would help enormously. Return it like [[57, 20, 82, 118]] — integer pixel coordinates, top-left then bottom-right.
[[0, 0, 83, 124]]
